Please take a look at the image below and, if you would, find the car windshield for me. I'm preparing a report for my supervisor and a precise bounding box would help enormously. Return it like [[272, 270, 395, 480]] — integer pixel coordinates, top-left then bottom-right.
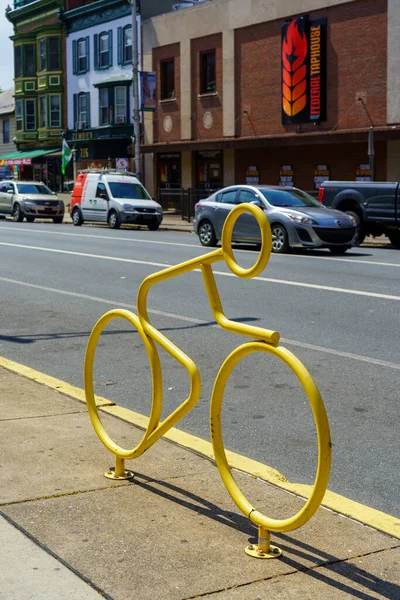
[[108, 182, 151, 200], [17, 183, 53, 195], [259, 188, 321, 207]]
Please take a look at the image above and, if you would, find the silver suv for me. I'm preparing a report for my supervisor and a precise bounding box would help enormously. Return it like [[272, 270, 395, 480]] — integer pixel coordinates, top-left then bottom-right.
[[0, 180, 65, 223]]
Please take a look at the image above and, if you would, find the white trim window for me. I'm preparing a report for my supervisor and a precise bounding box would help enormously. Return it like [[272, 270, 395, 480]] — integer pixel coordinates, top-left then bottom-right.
[[123, 26, 132, 63], [39, 95, 47, 128], [16, 99, 23, 131], [99, 33, 109, 68], [115, 86, 127, 124], [25, 99, 36, 130], [78, 93, 88, 128], [99, 88, 109, 125], [50, 95, 61, 127]]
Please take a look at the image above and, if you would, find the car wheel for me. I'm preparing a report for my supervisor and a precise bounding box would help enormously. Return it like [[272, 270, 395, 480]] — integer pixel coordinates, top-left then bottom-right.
[[53, 216, 63, 224], [148, 222, 160, 231], [328, 245, 351, 255], [198, 220, 218, 247], [388, 231, 400, 249], [271, 223, 290, 253], [72, 207, 83, 226], [26, 217, 35, 223], [13, 203, 24, 222], [346, 211, 365, 246], [108, 210, 121, 229]]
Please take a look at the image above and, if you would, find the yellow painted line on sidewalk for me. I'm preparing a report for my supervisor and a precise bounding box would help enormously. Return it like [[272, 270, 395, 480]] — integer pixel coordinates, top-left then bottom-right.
[[0, 356, 113, 407], [2, 356, 399, 540]]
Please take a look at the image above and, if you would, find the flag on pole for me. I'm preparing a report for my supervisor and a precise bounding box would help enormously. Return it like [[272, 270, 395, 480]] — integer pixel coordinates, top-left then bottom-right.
[[61, 138, 72, 175]]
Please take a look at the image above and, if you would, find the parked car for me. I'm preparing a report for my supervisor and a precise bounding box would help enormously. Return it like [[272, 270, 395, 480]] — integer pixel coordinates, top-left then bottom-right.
[[0, 180, 65, 223], [319, 181, 400, 247], [70, 169, 163, 230], [193, 185, 357, 254]]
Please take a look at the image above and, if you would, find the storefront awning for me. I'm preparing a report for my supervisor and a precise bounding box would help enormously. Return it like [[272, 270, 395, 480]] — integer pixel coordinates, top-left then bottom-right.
[[0, 148, 60, 166]]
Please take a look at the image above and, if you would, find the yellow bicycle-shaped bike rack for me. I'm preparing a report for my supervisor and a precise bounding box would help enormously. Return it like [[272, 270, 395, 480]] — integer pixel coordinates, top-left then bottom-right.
[[84, 204, 331, 559]]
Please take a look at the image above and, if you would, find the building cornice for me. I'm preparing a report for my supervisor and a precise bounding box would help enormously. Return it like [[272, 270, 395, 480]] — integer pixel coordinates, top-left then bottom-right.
[[6, 0, 63, 24], [61, 0, 131, 33]]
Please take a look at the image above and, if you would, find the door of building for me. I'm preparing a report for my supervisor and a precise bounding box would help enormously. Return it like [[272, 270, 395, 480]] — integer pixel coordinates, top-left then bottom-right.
[[196, 150, 222, 190]]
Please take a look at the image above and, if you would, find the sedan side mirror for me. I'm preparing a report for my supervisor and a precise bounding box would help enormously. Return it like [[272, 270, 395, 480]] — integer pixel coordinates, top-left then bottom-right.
[[250, 199, 263, 208]]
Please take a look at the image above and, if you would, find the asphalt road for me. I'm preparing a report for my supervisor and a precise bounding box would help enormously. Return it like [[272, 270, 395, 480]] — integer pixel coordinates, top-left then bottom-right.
[[0, 219, 399, 518]]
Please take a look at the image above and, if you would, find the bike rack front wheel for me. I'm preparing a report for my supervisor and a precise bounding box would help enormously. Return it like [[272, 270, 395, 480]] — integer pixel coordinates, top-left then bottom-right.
[[210, 341, 331, 556], [84, 309, 163, 478]]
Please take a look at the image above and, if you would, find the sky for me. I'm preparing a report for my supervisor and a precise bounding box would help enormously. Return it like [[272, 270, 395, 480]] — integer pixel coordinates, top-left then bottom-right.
[[0, 0, 16, 91]]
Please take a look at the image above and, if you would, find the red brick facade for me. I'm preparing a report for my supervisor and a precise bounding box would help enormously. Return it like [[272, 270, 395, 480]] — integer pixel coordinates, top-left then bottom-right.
[[190, 33, 223, 140], [235, 0, 387, 138], [147, 0, 392, 191], [153, 42, 181, 142]]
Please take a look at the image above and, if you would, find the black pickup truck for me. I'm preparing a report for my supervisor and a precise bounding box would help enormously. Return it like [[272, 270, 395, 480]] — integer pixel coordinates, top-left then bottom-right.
[[318, 181, 400, 247]]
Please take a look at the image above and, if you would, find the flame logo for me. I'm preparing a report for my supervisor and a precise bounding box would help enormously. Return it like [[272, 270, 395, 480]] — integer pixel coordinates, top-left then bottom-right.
[[282, 19, 308, 117]]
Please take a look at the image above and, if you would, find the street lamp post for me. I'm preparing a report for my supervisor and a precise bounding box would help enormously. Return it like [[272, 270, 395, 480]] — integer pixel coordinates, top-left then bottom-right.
[[128, 0, 141, 178]]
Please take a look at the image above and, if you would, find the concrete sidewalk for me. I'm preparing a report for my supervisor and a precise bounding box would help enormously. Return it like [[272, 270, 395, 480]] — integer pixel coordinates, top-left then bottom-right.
[[0, 364, 399, 600]]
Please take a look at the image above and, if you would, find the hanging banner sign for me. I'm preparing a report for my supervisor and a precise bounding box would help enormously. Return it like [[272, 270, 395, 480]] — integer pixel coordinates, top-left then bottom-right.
[[279, 165, 294, 186], [282, 16, 327, 124], [356, 163, 372, 181], [314, 164, 330, 189], [140, 71, 156, 112]]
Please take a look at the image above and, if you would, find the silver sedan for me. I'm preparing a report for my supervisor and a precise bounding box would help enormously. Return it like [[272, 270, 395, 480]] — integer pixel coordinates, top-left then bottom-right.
[[193, 185, 357, 254]]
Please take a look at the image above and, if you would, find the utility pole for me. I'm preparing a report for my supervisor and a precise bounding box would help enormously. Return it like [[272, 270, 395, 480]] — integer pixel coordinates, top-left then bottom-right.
[[128, 0, 141, 178], [368, 126, 375, 182]]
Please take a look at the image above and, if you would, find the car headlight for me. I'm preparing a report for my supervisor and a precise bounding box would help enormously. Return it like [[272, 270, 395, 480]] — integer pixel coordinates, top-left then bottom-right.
[[122, 204, 135, 212], [156, 206, 162, 213], [288, 213, 316, 225]]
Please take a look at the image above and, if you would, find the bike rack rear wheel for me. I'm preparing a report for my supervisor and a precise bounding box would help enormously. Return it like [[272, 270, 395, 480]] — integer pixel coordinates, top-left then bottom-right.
[[210, 341, 331, 556]]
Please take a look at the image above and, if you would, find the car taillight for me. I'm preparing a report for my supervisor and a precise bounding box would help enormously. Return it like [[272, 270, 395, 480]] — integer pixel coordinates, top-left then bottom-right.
[[195, 203, 200, 211], [318, 187, 325, 204]]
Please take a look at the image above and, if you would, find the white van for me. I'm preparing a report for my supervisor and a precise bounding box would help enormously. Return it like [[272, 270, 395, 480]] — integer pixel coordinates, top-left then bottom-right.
[[70, 169, 163, 230]]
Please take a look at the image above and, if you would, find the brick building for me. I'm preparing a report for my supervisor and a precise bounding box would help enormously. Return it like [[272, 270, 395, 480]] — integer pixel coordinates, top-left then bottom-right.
[[142, 0, 400, 198]]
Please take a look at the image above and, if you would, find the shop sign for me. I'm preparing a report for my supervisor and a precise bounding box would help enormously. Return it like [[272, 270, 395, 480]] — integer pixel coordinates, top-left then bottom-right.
[[314, 164, 329, 189], [159, 153, 180, 160], [140, 71, 156, 112], [356, 163, 372, 181], [246, 165, 260, 185], [279, 165, 294, 186], [4, 158, 32, 166], [72, 131, 94, 140], [116, 158, 129, 171], [282, 16, 327, 124]]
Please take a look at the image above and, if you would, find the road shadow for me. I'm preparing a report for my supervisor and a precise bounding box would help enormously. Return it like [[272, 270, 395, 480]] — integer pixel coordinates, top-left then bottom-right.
[[0, 316, 259, 345]]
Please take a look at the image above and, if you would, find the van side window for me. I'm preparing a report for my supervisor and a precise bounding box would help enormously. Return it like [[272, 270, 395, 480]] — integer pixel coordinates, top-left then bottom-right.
[[96, 183, 108, 198]]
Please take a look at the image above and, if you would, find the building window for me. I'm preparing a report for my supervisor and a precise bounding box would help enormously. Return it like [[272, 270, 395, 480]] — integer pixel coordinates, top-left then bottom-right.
[[118, 25, 132, 64], [50, 95, 61, 127], [200, 50, 216, 94], [2, 119, 10, 144], [74, 92, 90, 129], [15, 46, 22, 78], [95, 31, 112, 69], [39, 39, 46, 71], [115, 86, 127, 123], [24, 44, 35, 77], [39, 96, 47, 128], [73, 37, 89, 74], [16, 99, 23, 131], [49, 37, 60, 71], [160, 59, 175, 100], [99, 88, 109, 125], [25, 99, 36, 130]]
